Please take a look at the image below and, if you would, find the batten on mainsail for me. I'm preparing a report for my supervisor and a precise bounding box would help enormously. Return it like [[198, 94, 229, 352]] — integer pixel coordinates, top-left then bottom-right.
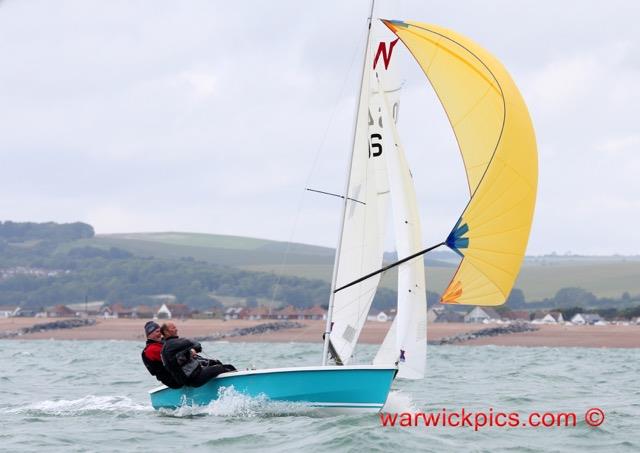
[[383, 20, 538, 306]]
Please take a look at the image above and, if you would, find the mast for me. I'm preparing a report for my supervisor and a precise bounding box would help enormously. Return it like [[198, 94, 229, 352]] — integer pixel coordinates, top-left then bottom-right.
[[321, 0, 376, 365]]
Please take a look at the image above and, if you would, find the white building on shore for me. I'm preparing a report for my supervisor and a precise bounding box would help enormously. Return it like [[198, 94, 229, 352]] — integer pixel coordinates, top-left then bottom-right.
[[571, 313, 604, 325]]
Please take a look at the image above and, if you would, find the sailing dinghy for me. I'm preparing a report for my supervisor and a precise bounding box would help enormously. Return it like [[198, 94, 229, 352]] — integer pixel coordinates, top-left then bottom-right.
[[149, 9, 537, 412]]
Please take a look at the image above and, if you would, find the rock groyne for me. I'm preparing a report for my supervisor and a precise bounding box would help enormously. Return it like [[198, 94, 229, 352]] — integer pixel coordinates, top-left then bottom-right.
[[0, 319, 97, 339], [429, 322, 539, 346], [194, 321, 304, 341]]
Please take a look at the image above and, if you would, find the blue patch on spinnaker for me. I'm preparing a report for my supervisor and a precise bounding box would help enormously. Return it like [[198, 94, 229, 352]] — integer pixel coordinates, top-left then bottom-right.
[[446, 218, 470, 257], [387, 20, 409, 28]]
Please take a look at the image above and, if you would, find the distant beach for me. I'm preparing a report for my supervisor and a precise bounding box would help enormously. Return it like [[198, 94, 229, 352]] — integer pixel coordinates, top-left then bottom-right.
[[1, 317, 638, 348]]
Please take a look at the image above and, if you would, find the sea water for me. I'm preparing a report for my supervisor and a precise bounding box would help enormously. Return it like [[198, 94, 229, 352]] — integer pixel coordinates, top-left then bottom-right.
[[1, 340, 638, 452]]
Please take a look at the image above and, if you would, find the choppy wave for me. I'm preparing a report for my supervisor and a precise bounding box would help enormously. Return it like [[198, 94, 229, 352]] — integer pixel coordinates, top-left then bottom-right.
[[1, 340, 639, 452], [4, 395, 152, 416], [4, 389, 333, 420]]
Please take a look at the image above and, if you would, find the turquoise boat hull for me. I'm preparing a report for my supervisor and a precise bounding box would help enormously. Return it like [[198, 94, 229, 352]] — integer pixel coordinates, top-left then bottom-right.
[[149, 365, 396, 412]]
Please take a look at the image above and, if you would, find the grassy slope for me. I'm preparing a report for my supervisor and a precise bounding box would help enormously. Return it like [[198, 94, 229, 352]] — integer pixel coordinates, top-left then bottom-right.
[[78, 232, 640, 301], [80, 232, 333, 266], [514, 260, 640, 300]]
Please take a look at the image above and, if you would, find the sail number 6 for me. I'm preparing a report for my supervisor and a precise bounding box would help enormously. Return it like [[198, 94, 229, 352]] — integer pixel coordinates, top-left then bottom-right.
[[369, 133, 383, 158]]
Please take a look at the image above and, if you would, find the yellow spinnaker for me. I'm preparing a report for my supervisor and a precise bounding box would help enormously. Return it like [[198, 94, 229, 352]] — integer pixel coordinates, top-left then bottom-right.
[[383, 20, 538, 306]]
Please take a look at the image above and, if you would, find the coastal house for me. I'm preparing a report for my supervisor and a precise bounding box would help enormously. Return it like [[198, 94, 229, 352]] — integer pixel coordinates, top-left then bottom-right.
[[427, 307, 442, 323], [66, 301, 103, 317], [224, 306, 244, 320], [275, 305, 302, 320], [434, 311, 465, 323], [243, 306, 271, 320], [501, 310, 530, 322], [156, 304, 171, 319], [132, 305, 155, 319], [300, 306, 327, 320], [157, 303, 192, 320], [532, 311, 564, 324], [15, 308, 39, 317], [237, 305, 326, 321], [367, 311, 390, 322], [570, 313, 603, 325], [464, 307, 500, 323], [100, 306, 116, 319], [547, 312, 564, 323], [0, 305, 20, 318], [190, 305, 224, 319], [167, 304, 191, 319], [110, 303, 134, 319], [45, 304, 76, 318]]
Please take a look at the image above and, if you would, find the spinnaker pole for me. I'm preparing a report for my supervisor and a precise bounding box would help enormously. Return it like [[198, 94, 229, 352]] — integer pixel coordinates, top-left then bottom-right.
[[334, 242, 445, 294]]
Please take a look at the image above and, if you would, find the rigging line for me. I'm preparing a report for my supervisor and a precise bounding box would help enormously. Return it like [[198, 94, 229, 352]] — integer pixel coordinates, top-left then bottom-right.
[[305, 188, 366, 205], [334, 241, 446, 294]]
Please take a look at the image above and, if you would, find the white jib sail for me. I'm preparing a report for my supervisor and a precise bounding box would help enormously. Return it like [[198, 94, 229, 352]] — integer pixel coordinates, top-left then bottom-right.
[[373, 77, 427, 380], [328, 28, 401, 365]]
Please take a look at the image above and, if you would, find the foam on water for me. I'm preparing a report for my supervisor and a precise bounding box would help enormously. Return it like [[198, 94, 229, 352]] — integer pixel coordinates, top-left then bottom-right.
[[160, 386, 315, 418], [4, 395, 152, 416], [382, 390, 417, 413]]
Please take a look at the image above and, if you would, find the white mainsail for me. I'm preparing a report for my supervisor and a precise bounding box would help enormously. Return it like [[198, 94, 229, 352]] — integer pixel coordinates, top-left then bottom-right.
[[373, 79, 427, 379], [328, 26, 401, 365]]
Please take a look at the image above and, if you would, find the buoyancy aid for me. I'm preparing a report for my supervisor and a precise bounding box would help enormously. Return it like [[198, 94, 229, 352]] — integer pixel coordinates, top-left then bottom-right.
[[141, 340, 182, 389]]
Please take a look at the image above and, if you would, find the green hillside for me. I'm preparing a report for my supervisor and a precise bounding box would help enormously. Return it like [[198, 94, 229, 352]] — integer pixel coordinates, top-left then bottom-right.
[[85, 232, 640, 302], [514, 259, 640, 300], [0, 224, 344, 310], [77, 233, 334, 266], [5, 222, 637, 311]]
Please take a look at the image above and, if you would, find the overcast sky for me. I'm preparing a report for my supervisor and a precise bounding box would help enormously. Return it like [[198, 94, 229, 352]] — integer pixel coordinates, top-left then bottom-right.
[[1, 0, 638, 255]]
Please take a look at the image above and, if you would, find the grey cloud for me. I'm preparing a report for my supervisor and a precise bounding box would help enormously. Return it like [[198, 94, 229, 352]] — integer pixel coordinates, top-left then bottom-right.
[[0, 0, 639, 254]]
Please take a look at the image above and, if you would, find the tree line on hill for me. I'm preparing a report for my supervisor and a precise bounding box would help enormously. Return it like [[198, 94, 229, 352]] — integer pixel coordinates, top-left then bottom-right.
[[1, 221, 638, 317], [0, 221, 94, 243], [497, 287, 640, 320], [0, 221, 406, 311], [504, 287, 640, 310], [555, 305, 640, 321]]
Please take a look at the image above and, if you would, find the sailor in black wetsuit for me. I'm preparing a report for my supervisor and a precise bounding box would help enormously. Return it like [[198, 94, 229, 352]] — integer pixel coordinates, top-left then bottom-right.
[[141, 321, 181, 389], [160, 322, 236, 388]]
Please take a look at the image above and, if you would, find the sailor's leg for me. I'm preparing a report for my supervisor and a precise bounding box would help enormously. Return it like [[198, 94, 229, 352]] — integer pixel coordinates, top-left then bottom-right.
[[187, 364, 228, 387]]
